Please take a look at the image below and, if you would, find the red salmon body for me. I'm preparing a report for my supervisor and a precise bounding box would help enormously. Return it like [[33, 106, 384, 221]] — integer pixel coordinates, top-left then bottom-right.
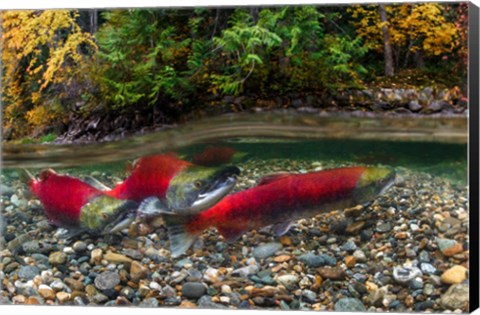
[[162, 166, 396, 257], [106, 154, 192, 201], [29, 170, 103, 226], [187, 167, 367, 237], [192, 146, 237, 166]]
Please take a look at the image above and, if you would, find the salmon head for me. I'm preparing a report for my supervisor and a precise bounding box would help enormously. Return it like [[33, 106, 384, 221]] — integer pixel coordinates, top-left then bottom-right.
[[352, 167, 396, 204], [165, 165, 240, 215], [79, 195, 138, 234]]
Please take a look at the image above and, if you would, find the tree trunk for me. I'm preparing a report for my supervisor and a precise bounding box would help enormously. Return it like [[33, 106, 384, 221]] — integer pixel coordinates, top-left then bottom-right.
[[90, 9, 98, 34], [414, 50, 425, 68], [250, 7, 259, 23], [378, 4, 394, 77]]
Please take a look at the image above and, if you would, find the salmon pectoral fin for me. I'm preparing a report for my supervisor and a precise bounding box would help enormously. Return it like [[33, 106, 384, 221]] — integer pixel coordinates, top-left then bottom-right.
[[217, 226, 247, 243], [272, 221, 293, 237], [55, 227, 86, 240], [257, 173, 291, 186], [137, 197, 171, 219], [162, 213, 199, 258]]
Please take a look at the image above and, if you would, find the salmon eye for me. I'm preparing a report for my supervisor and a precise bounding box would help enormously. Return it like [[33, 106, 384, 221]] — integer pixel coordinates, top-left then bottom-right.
[[194, 180, 203, 188]]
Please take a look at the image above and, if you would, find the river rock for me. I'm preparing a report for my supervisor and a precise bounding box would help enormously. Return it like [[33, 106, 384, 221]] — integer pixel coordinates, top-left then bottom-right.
[[440, 265, 468, 284], [253, 242, 282, 259], [441, 284, 469, 310], [427, 100, 449, 113], [22, 241, 41, 254], [182, 282, 206, 299], [276, 274, 299, 289], [376, 222, 392, 233], [393, 266, 422, 284], [203, 268, 224, 283], [408, 100, 422, 112], [18, 265, 40, 280], [299, 253, 326, 267], [72, 241, 87, 252], [56, 292, 71, 303], [38, 284, 56, 300], [49, 251, 67, 265], [90, 248, 103, 264], [0, 184, 14, 197], [140, 297, 159, 307], [316, 267, 345, 280], [335, 297, 367, 311], [94, 271, 120, 290], [420, 262, 437, 275], [353, 249, 367, 263], [232, 264, 259, 277], [130, 261, 148, 282], [104, 252, 132, 265]]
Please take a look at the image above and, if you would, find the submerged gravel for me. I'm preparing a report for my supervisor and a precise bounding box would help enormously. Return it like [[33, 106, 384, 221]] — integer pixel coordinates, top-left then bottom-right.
[[0, 158, 469, 311]]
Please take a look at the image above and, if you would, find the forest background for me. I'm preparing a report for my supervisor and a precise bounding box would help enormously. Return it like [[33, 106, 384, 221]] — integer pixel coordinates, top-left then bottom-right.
[[1, 3, 469, 143]]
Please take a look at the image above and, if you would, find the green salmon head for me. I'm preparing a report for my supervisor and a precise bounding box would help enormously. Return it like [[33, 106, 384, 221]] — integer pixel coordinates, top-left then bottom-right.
[[353, 167, 396, 204], [80, 195, 138, 234], [166, 165, 240, 214]]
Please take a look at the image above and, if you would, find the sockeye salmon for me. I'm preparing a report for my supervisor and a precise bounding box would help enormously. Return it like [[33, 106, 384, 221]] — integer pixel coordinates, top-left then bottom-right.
[[104, 153, 240, 215], [191, 146, 247, 167], [23, 169, 138, 237], [138, 166, 396, 257]]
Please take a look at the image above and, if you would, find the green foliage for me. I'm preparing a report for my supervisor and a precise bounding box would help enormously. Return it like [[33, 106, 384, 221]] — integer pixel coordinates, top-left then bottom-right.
[[211, 9, 282, 94], [2, 4, 467, 141]]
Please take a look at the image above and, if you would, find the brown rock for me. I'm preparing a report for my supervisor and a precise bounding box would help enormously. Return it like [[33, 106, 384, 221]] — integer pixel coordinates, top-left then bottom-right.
[[346, 221, 365, 234], [394, 232, 409, 239], [104, 252, 133, 266], [12, 295, 26, 304], [404, 295, 414, 308], [180, 300, 197, 308], [64, 277, 84, 291], [273, 255, 291, 263], [130, 261, 148, 282], [56, 292, 71, 303], [38, 285, 56, 300], [345, 256, 356, 268], [90, 248, 103, 264], [316, 267, 345, 280], [85, 284, 98, 297], [442, 243, 463, 257], [441, 265, 468, 284], [441, 284, 469, 310], [25, 296, 41, 304], [344, 205, 364, 217], [279, 236, 293, 246], [248, 286, 279, 297], [48, 251, 67, 265]]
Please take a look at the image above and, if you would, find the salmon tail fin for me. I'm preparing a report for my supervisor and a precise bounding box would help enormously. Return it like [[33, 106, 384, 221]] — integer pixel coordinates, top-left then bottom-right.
[[162, 212, 199, 258]]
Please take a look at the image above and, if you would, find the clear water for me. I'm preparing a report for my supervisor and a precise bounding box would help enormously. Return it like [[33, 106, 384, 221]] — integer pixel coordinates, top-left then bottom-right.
[[0, 113, 469, 310], [1, 113, 468, 183]]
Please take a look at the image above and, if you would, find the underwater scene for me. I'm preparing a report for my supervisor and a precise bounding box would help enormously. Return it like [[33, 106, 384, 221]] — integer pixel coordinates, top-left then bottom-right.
[[0, 114, 469, 312], [0, 2, 472, 313]]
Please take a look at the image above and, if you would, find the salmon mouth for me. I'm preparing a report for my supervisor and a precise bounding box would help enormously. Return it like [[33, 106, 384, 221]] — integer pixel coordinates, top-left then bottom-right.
[[186, 166, 240, 214]]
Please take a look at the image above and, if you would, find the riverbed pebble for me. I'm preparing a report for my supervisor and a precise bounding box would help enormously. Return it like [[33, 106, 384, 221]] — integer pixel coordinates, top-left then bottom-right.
[[0, 158, 469, 312]]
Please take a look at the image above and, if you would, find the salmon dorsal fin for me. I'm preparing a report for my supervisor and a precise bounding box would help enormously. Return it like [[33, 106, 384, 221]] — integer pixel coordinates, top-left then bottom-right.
[[257, 172, 291, 186]]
